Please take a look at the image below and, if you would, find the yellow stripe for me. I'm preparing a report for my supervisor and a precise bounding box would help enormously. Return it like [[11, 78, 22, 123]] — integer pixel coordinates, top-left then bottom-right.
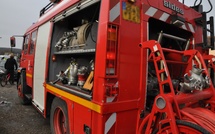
[[46, 84, 101, 113], [26, 73, 32, 78]]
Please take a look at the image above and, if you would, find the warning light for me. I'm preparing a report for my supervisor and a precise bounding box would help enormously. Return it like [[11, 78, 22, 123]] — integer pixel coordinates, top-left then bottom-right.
[[52, 54, 56, 62], [10, 36, 16, 47], [106, 24, 118, 75]]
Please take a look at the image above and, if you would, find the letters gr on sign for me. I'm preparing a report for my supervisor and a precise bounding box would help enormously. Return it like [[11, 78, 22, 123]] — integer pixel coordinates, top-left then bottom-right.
[[163, 0, 184, 15]]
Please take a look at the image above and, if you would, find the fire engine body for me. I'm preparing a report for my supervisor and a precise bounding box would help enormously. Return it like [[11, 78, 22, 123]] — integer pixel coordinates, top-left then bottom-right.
[[16, 0, 215, 133]]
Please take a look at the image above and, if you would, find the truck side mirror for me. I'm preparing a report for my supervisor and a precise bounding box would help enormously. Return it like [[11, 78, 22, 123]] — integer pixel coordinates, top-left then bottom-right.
[[10, 36, 16, 47]]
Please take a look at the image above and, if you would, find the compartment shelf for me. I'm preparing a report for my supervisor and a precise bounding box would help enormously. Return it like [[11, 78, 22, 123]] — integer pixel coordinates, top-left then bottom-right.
[[54, 48, 95, 54], [49, 82, 92, 100]]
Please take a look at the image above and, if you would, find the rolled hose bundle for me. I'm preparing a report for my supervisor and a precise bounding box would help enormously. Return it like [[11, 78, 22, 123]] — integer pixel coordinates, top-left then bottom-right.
[[181, 107, 215, 133]]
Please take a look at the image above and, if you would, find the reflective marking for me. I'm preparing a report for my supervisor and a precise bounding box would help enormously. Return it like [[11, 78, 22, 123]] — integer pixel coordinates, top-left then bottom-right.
[[110, 2, 120, 22], [143, 3, 195, 33], [28, 61, 30, 71], [105, 113, 116, 134], [181, 24, 187, 30], [46, 84, 101, 113], [26, 73, 32, 78], [159, 12, 169, 21], [153, 45, 158, 52], [145, 7, 157, 17], [188, 23, 195, 33], [106, 96, 116, 103]]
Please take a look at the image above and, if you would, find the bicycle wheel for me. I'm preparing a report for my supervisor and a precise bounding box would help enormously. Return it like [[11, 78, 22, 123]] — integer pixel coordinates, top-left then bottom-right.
[[0, 75, 7, 87], [7, 74, 13, 85]]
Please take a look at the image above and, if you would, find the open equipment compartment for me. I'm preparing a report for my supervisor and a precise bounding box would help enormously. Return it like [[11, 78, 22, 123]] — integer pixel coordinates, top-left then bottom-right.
[[48, 1, 101, 99]]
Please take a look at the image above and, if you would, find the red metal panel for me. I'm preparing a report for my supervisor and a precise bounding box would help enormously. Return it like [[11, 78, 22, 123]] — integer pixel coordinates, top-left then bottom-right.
[[91, 112, 104, 134], [73, 102, 92, 133], [117, 14, 142, 101], [115, 110, 137, 133], [67, 101, 74, 134]]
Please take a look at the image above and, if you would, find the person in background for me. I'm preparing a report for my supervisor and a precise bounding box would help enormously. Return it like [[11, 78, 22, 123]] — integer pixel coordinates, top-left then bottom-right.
[[4, 53, 18, 84]]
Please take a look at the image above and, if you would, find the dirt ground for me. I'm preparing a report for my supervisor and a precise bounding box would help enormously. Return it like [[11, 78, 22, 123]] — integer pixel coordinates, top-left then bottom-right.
[[0, 84, 51, 134]]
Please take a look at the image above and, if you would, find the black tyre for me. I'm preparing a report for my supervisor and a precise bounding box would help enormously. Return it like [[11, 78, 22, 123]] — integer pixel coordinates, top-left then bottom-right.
[[152, 120, 211, 134], [17, 70, 31, 105], [50, 97, 69, 134], [0, 74, 7, 87]]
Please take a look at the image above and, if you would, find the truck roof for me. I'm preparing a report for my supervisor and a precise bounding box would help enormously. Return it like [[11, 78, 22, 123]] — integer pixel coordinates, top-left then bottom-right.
[[25, 0, 76, 34]]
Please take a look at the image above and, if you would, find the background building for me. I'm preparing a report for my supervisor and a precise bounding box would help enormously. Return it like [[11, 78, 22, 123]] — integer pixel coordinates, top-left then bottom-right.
[[0, 47, 21, 55]]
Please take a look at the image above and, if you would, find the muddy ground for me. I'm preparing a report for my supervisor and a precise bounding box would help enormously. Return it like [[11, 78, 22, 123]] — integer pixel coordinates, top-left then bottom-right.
[[0, 84, 51, 134]]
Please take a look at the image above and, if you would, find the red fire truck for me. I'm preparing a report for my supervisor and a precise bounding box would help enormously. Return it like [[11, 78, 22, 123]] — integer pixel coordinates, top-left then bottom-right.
[[12, 0, 215, 133]]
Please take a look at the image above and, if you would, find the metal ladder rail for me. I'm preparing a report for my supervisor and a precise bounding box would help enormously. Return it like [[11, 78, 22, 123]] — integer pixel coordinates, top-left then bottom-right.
[[141, 40, 175, 95], [139, 40, 181, 134]]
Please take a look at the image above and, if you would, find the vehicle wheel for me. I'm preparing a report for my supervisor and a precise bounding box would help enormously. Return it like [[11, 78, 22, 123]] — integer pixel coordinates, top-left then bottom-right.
[[50, 97, 69, 134], [0, 74, 7, 87], [152, 120, 211, 134], [17, 70, 31, 105]]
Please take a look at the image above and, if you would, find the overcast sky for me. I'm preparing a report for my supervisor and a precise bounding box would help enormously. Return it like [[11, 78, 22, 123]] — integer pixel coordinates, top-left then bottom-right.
[[0, 0, 214, 49], [0, 0, 48, 48]]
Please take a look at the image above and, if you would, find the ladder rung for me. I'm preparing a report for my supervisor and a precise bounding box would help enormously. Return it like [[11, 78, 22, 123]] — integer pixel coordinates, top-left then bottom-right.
[[158, 69, 165, 74], [160, 80, 170, 85]]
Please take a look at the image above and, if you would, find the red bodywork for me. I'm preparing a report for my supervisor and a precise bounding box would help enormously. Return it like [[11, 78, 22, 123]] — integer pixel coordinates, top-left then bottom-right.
[[18, 0, 215, 133]]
